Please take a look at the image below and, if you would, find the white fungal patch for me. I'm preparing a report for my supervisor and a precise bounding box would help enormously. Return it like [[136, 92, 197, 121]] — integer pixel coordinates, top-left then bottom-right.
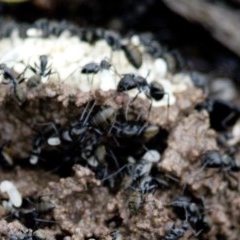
[[0, 180, 22, 207]]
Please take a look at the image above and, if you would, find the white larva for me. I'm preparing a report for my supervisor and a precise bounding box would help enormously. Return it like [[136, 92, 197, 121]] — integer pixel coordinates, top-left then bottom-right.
[[154, 58, 167, 78], [0, 180, 22, 207], [47, 136, 61, 146], [141, 150, 161, 163], [29, 154, 39, 165], [87, 156, 99, 167], [26, 28, 44, 38], [99, 69, 117, 91]]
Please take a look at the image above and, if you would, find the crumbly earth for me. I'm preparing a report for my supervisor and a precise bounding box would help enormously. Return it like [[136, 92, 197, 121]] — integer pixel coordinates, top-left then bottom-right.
[[0, 20, 239, 240]]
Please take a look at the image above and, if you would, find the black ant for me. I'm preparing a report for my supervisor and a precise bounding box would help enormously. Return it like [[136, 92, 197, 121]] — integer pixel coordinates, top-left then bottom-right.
[[65, 101, 98, 143], [168, 196, 209, 236], [81, 60, 112, 74], [117, 73, 169, 118], [164, 221, 189, 240], [3, 195, 55, 230], [27, 55, 55, 83], [0, 63, 25, 103], [80, 60, 113, 89], [200, 149, 240, 182]]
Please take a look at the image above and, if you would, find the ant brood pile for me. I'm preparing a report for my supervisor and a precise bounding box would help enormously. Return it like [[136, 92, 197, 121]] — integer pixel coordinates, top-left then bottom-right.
[[0, 19, 239, 240]]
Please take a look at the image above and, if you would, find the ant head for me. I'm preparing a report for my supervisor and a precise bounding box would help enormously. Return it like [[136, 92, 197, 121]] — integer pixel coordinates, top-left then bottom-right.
[[100, 59, 112, 70], [117, 74, 136, 92], [39, 55, 48, 62]]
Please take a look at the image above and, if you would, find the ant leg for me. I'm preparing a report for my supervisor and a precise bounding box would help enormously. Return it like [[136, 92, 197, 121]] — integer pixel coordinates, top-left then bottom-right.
[[77, 99, 96, 137], [221, 111, 236, 130], [29, 65, 38, 74], [16, 64, 29, 83], [228, 171, 239, 182], [34, 121, 58, 134], [108, 149, 119, 170], [89, 73, 95, 90], [82, 100, 96, 126], [182, 162, 210, 192], [226, 171, 239, 190], [164, 92, 170, 123], [101, 164, 130, 182], [145, 95, 152, 119], [125, 91, 140, 120], [79, 100, 92, 122]]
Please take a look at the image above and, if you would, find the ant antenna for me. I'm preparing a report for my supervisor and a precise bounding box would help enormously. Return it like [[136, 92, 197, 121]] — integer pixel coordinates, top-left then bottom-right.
[[108, 149, 120, 169], [101, 164, 130, 182]]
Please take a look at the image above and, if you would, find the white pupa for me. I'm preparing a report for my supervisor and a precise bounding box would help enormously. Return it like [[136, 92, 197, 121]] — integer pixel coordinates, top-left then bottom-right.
[[0, 180, 22, 208]]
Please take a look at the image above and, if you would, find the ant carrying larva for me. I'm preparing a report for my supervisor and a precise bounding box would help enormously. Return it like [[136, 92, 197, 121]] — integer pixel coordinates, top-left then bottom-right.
[[63, 58, 116, 91], [2, 192, 58, 230]]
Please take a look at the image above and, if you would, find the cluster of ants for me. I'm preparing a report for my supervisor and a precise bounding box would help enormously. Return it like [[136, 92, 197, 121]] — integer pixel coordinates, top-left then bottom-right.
[[1, 97, 239, 240], [0, 19, 240, 240]]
